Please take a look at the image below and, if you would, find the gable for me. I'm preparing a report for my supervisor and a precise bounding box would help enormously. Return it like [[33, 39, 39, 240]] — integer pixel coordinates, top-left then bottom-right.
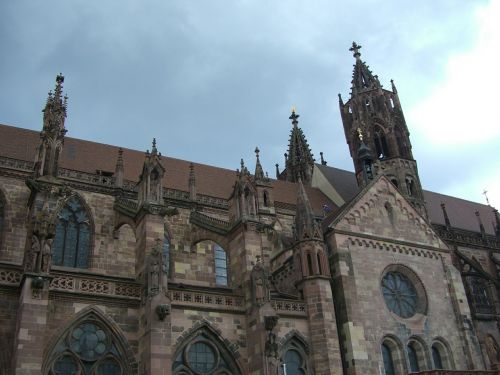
[[330, 176, 448, 250]]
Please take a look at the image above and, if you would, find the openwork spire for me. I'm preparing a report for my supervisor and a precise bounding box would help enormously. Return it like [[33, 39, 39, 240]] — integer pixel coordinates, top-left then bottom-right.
[[349, 42, 380, 94], [294, 180, 322, 241], [281, 108, 315, 185]]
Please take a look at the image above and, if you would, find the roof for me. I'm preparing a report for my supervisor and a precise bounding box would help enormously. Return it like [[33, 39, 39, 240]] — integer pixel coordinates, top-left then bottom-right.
[[316, 162, 497, 236], [0, 124, 334, 215]]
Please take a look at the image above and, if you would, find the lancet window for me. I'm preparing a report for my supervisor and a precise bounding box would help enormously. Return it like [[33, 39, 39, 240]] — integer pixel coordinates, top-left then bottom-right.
[[214, 244, 228, 286], [53, 196, 91, 268]]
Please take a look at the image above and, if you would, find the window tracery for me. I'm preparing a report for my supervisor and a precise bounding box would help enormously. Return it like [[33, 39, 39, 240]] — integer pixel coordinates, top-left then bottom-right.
[[280, 335, 309, 375], [374, 126, 390, 159], [53, 196, 91, 268], [214, 244, 228, 286], [172, 331, 240, 375], [46, 319, 128, 375], [381, 271, 418, 318]]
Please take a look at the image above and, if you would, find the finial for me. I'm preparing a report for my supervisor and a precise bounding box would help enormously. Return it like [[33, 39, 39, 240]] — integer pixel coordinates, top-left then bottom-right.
[[56, 73, 64, 84], [255, 146, 260, 159], [349, 41, 362, 60], [289, 107, 299, 126], [117, 147, 123, 162], [390, 79, 397, 94], [284, 153, 288, 162], [357, 127, 364, 142], [338, 93, 343, 104], [475, 210, 485, 234], [275, 163, 280, 179], [320, 152, 327, 166], [440, 202, 451, 227], [483, 189, 490, 206], [151, 138, 157, 154], [240, 158, 245, 171]]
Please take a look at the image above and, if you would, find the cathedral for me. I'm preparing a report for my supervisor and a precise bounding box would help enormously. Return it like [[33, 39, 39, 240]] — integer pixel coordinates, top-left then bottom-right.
[[0, 43, 499, 375]]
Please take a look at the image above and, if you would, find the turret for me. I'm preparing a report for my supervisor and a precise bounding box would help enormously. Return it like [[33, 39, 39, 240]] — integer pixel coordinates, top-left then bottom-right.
[[340, 42, 427, 217], [34, 74, 68, 178], [138, 138, 165, 208]]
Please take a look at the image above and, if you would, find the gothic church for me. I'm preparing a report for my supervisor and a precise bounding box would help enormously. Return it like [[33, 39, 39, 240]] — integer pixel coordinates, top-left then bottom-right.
[[0, 43, 499, 375]]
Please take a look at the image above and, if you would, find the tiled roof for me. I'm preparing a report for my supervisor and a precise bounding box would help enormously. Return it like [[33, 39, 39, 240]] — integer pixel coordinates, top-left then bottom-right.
[[0, 124, 334, 215], [316, 161, 497, 236]]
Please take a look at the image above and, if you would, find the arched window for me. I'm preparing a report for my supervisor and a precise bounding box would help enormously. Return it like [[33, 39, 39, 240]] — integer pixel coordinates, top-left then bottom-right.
[[405, 176, 415, 197], [280, 335, 309, 375], [53, 196, 91, 268], [407, 344, 419, 372], [381, 337, 405, 375], [317, 253, 323, 275], [214, 244, 228, 286], [431, 339, 453, 370], [374, 126, 390, 159], [382, 343, 395, 375], [431, 345, 443, 369], [284, 349, 307, 375], [263, 191, 269, 207], [44, 312, 131, 375], [172, 330, 241, 375], [307, 253, 314, 276]]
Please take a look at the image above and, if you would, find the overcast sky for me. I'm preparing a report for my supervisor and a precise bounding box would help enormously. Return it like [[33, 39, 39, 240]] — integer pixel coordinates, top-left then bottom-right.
[[0, 0, 498, 209]]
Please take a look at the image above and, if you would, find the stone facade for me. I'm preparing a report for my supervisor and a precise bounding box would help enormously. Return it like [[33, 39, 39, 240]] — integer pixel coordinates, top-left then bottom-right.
[[0, 44, 499, 375]]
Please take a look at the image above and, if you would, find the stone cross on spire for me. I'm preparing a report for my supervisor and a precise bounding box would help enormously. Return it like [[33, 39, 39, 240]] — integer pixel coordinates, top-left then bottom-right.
[[289, 107, 299, 127], [349, 41, 362, 60]]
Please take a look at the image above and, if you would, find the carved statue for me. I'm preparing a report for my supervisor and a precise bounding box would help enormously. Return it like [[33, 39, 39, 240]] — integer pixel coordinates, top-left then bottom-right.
[[25, 235, 40, 272], [150, 260, 160, 294], [41, 240, 52, 273], [147, 238, 168, 297], [251, 257, 270, 306]]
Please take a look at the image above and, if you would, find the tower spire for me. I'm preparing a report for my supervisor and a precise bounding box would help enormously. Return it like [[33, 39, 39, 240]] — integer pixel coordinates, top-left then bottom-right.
[[294, 181, 322, 241], [279, 107, 315, 185], [115, 148, 124, 188], [349, 42, 379, 93]]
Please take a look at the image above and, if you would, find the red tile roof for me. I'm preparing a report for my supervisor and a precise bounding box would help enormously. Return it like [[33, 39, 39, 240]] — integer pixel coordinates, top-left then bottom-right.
[[0, 124, 334, 215]]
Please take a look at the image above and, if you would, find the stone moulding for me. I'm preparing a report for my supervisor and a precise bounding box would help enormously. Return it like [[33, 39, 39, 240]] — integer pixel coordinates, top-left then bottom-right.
[[344, 235, 443, 259], [189, 210, 231, 235], [49, 275, 141, 299]]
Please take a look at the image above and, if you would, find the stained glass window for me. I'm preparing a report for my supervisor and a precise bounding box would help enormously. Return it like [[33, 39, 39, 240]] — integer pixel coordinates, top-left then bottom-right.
[[469, 276, 493, 314], [407, 345, 419, 372], [382, 272, 418, 318], [382, 343, 395, 375], [53, 197, 91, 268], [53, 355, 78, 375], [70, 323, 108, 361], [215, 244, 228, 286], [96, 358, 121, 375]]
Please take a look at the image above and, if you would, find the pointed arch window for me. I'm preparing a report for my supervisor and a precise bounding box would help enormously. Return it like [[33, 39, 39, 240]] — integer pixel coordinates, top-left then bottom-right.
[[46, 318, 130, 375], [468, 276, 493, 314], [281, 336, 309, 375], [53, 197, 91, 268], [374, 127, 390, 159], [172, 331, 241, 374]]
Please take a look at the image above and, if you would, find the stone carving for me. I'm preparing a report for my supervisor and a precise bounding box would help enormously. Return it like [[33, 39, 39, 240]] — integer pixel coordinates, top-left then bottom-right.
[[147, 238, 168, 297], [25, 200, 56, 274], [251, 256, 270, 306], [155, 304, 170, 321], [264, 315, 280, 375]]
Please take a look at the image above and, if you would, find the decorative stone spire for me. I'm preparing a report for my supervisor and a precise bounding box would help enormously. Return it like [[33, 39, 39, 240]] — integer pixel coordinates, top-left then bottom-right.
[[475, 211, 486, 235], [356, 129, 374, 185], [294, 180, 322, 241], [349, 42, 380, 93], [138, 138, 165, 207], [280, 108, 315, 185], [440, 202, 451, 228], [115, 148, 124, 188], [320, 152, 327, 166], [391, 79, 398, 94], [254, 147, 265, 181], [275, 164, 280, 179], [188, 163, 197, 201], [34, 74, 68, 178]]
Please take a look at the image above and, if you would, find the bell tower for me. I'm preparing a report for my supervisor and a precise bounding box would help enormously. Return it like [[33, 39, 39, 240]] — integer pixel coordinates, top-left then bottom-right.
[[339, 42, 427, 217]]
